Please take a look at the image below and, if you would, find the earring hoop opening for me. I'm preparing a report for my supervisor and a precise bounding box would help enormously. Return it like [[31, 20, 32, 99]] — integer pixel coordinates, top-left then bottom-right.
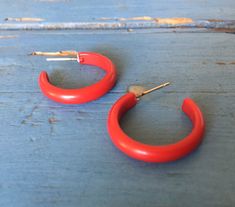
[[107, 92, 205, 163], [39, 52, 117, 104]]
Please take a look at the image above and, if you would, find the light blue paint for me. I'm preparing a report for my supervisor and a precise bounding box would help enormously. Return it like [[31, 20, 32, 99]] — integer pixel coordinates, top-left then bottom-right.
[[0, 1, 235, 206]]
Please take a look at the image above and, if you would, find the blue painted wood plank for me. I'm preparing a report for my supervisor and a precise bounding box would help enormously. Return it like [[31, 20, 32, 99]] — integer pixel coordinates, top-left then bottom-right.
[[0, 30, 235, 206], [0, 0, 235, 23], [1, 20, 235, 30]]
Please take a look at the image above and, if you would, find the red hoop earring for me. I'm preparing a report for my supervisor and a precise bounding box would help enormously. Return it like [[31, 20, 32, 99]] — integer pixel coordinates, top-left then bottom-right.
[[36, 51, 117, 104], [107, 82, 205, 163]]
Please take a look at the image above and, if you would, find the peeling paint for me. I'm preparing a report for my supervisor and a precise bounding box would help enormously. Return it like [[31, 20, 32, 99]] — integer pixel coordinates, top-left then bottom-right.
[[98, 16, 193, 24], [48, 117, 59, 124], [123, 16, 154, 21], [216, 62, 226, 65], [155, 18, 193, 24], [0, 35, 17, 39], [98, 16, 154, 21], [127, 28, 133, 32], [211, 28, 235, 34], [208, 19, 224, 22], [5, 17, 45, 22], [216, 62, 235, 65]]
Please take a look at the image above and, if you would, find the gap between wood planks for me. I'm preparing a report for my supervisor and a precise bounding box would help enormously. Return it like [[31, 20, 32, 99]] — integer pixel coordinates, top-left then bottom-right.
[[0, 16, 235, 33]]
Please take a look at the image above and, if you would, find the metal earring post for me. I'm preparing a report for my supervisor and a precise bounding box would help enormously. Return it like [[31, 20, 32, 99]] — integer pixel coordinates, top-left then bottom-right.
[[141, 82, 170, 97], [31, 51, 77, 57], [46, 57, 78, 61], [31, 50, 79, 62], [128, 82, 170, 98]]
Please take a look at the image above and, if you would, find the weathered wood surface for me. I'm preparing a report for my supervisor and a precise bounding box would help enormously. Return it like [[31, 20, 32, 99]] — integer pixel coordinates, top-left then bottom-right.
[[0, 30, 235, 207], [0, 0, 235, 31], [0, 0, 235, 32], [0, 1, 235, 207], [0, 0, 235, 22]]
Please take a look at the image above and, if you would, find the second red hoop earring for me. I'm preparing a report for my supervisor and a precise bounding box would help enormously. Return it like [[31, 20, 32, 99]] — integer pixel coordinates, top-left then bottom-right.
[[33, 51, 117, 104], [107, 82, 205, 163]]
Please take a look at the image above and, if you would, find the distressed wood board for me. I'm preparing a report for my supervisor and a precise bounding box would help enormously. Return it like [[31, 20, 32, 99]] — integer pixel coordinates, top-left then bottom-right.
[[0, 0, 235, 206], [0, 30, 234, 207], [0, 0, 235, 22]]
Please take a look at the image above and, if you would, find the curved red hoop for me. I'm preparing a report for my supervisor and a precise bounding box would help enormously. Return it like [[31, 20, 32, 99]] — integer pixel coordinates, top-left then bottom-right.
[[107, 92, 205, 163], [39, 52, 117, 104]]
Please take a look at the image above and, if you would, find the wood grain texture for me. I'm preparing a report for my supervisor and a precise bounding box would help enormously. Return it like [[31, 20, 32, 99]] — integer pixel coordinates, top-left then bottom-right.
[[0, 29, 235, 207], [1, 0, 235, 31], [1, 20, 235, 31], [0, 0, 235, 23], [0, 0, 235, 206]]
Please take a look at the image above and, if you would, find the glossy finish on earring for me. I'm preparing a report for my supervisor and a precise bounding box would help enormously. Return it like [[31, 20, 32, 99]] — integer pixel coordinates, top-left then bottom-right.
[[37, 52, 117, 104], [107, 83, 205, 163]]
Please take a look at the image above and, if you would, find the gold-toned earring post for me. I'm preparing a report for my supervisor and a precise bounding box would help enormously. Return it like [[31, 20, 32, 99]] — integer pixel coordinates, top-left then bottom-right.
[[128, 82, 170, 98], [30, 50, 78, 62], [31, 50, 77, 57], [46, 57, 78, 61], [141, 82, 170, 96]]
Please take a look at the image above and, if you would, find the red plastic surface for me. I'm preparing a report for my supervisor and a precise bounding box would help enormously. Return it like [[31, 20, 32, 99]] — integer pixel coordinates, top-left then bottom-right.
[[107, 92, 205, 163], [39, 52, 117, 104]]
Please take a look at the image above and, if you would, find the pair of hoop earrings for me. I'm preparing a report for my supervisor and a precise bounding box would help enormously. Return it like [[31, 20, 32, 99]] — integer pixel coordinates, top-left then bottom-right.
[[33, 51, 205, 163]]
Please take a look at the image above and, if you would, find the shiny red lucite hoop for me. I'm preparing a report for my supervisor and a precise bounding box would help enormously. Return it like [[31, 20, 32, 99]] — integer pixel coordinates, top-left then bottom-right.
[[107, 92, 205, 163], [39, 52, 117, 104]]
